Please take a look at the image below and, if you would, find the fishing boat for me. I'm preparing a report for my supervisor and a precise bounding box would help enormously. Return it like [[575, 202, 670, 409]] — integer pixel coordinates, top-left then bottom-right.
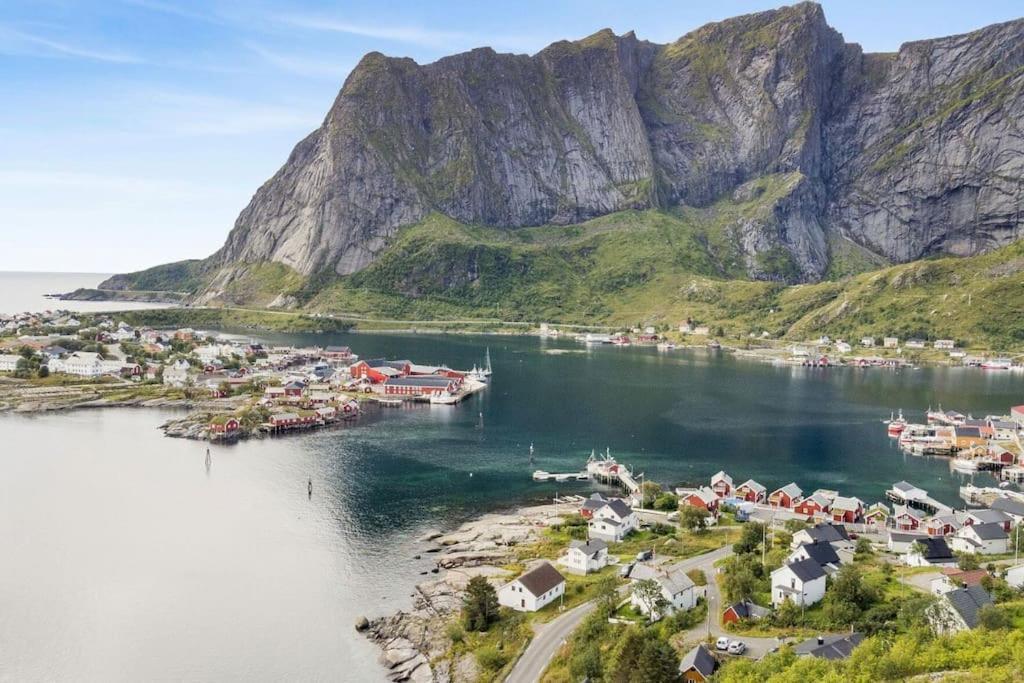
[[981, 358, 1012, 370], [951, 458, 979, 473], [429, 392, 459, 405], [886, 409, 907, 437], [378, 398, 403, 407], [656, 342, 676, 351]]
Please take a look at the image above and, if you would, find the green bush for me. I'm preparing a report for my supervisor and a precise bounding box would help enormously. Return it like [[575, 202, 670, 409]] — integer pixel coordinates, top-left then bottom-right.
[[475, 646, 509, 671]]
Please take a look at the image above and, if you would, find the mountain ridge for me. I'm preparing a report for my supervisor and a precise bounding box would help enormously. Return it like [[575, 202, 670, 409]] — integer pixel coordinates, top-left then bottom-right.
[[106, 2, 1024, 318]]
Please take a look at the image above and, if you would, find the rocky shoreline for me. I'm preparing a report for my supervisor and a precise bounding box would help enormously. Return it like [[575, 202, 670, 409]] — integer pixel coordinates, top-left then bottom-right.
[[358, 504, 568, 682]]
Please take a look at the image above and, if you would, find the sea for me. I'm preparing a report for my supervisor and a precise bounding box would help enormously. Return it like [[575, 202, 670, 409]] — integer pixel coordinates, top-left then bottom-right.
[[0, 271, 176, 315], [1, 272, 1022, 681]]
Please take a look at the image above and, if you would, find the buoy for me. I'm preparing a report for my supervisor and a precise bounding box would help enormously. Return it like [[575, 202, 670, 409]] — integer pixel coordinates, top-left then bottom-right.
[[308, 478, 313, 497]]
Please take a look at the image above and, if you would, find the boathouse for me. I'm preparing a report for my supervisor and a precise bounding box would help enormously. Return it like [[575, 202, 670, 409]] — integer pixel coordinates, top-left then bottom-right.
[[209, 416, 239, 435], [794, 493, 830, 518], [382, 376, 460, 396]]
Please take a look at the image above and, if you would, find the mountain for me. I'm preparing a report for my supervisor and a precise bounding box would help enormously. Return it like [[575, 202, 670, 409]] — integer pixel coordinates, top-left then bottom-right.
[[107, 3, 1024, 321]]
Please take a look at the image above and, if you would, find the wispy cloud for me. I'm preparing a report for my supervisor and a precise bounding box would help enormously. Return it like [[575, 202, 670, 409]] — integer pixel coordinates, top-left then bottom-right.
[[276, 13, 545, 53], [244, 43, 352, 80], [0, 25, 143, 63], [117, 0, 224, 25], [138, 90, 321, 136]]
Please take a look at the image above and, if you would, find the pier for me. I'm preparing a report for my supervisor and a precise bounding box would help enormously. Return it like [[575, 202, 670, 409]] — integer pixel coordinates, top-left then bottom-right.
[[585, 450, 642, 496]]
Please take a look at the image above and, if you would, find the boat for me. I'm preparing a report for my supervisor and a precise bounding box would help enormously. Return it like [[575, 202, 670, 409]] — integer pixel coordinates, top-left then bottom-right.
[[532, 470, 551, 481], [951, 457, 979, 473], [656, 342, 676, 351], [378, 398, 403, 407], [981, 358, 1012, 370], [429, 392, 459, 405], [707, 340, 721, 350], [886, 410, 907, 437]]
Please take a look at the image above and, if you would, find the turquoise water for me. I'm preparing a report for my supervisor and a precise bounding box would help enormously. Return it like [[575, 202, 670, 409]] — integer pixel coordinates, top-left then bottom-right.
[[2, 330, 1022, 681]]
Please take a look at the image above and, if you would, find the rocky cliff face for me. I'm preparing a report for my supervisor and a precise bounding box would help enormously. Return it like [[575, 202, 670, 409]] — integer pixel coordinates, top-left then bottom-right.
[[204, 2, 1023, 288]]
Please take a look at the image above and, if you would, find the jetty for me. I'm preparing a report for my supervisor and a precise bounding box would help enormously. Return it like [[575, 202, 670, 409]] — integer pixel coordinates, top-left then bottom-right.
[[585, 450, 642, 496], [886, 480, 952, 516]]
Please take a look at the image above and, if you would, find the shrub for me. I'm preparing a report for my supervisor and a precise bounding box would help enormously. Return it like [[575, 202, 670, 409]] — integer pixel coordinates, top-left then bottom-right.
[[475, 646, 509, 671]]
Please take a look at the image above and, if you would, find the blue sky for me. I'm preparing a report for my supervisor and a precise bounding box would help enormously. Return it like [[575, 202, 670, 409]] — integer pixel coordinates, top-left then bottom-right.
[[3, 1, 1022, 273]]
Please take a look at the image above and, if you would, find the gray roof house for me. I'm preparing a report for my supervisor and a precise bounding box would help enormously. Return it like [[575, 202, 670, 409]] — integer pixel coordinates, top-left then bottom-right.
[[794, 633, 864, 660], [678, 643, 717, 681], [928, 585, 993, 635]]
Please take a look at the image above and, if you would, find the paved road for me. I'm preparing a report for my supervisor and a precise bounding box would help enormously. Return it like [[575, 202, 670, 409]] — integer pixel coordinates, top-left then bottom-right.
[[505, 545, 735, 683], [678, 547, 780, 661], [505, 600, 597, 683]]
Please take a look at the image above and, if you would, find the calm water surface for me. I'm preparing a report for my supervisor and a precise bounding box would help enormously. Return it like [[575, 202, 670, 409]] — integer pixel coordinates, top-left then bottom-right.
[[0, 271, 177, 314], [2, 331, 1023, 681]]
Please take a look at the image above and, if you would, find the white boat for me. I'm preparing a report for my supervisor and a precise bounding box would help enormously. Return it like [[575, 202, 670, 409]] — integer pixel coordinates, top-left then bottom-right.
[[656, 342, 676, 351], [951, 458, 979, 473], [532, 470, 551, 481], [981, 358, 1012, 370], [429, 392, 459, 404], [378, 398, 402, 407]]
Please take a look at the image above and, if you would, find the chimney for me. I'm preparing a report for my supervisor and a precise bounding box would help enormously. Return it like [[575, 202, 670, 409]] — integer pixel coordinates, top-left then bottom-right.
[[817, 635, 824, 645]]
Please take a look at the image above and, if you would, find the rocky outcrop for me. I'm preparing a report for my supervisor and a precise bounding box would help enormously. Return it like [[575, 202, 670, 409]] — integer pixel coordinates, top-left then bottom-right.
[[134, 3, 1023, 292], [361, 504, 567, 682]]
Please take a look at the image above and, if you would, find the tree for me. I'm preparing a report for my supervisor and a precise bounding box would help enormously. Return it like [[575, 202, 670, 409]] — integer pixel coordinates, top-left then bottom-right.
[[721, 553, 762, 602], [594, 574, 620, 616], [733, 522, 766, 555], [772, 598, 802, 627], [977, 604, 1011, 630], [634, 636, 682, 683], [828, 565, 876, 611], [653, 492, 678, 511], [607, 627, 646, 683], [569, 642, 602, 680], [641, 481, 663, 508], [461, 575, 500, 632], [957, 552, 980, 571], [37, 365, 49, 378], [631, 578, 666, 619], [679, 505, 710, 533]]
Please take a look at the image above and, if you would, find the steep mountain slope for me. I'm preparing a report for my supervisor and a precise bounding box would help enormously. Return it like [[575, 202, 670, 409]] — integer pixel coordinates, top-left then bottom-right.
[[106, 2, 1024, 316]]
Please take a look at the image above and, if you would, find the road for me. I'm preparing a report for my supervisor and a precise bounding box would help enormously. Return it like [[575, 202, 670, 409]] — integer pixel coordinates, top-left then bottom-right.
[[677, 546, 780, 661], [505, 545, 735, 683]]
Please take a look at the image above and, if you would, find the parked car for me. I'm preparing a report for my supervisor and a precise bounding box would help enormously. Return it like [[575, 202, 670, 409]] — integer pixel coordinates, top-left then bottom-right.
[[636, 549, 654, 562], [727, 640, 746, 655], [715, 636, 731, 651]]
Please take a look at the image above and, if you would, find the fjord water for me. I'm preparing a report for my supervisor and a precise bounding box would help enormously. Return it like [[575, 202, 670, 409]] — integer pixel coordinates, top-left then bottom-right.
[[0, 271, 177, 314], [2, 333, 1022, 681]]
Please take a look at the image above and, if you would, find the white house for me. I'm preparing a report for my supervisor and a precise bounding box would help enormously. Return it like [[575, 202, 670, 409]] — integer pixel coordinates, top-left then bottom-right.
[[588, 499, 639, 542], [927, 585, 993, 635], [787, 541, 842, 573], [951, 523, 1009, 555], [561, 539, 608, 575], [904, 537, 957, 567], [497, 562, 566, 613], [860, 337, 875, 348], [58, 352, 104, 377], [163, 359, 191, 387], [934, 340, 956, 350], [1006, 564, 1024, 589], [771, 558, 826, 607], [0, 354, 21, 372], [835, 341, 852, 354], [628, 562, 698, 621], [883, 337, 899, 348]]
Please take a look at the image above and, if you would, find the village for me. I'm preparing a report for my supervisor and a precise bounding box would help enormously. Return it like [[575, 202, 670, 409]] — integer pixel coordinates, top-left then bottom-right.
[[563, 318, 1023, 370], [366, 446, 1024, 682], [0, 310, 489, 438]]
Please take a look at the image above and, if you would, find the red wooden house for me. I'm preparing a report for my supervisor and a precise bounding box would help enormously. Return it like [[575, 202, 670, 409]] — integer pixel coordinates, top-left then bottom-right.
[[680, 488, 719, 513], [734, 480, 766, 503], [710, 471, 733, 498], [829, 496, 863, 524], [893, 507, 923, 531], [793, 493, 830, 518], [209, 417, 240, 434], [768, 483, 802, 509]]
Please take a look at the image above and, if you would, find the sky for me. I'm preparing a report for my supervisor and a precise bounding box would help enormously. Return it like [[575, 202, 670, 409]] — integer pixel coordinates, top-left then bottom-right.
[[2, 1, 1022, 274]]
